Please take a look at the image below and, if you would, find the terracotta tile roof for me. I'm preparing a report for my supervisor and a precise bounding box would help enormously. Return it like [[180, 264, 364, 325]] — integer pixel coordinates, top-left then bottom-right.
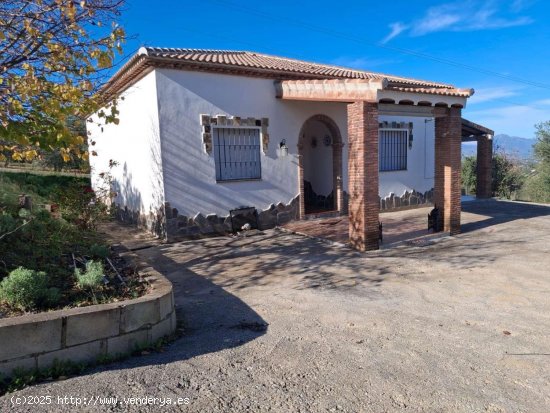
[[385, 85, 474, 97], [101, 47, 472, 99], [142, 47, 453, 87]]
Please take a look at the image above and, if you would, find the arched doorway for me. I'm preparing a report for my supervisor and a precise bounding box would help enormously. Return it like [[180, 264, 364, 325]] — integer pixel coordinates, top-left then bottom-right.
[[298, 114, 343, 218]]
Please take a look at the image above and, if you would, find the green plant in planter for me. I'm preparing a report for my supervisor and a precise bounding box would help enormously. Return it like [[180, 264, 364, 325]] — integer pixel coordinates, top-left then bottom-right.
[[89, 243, 109, 259], [74, 260, 104, 289], [74, 260, 105, 305], [0, 267, 60, 311]]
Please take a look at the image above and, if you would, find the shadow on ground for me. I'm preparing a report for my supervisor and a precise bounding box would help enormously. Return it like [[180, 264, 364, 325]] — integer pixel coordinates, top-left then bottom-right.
[[461, 199, 550, 232], [90, 198, 550, 373]]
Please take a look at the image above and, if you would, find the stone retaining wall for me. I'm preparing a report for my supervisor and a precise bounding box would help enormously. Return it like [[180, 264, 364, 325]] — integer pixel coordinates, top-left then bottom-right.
[[0, 267, 175, 378]]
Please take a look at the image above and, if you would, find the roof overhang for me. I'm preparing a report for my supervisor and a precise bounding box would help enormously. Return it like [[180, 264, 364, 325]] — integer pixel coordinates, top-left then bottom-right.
[[275, 79, 473, 109], [274, 78, 387, 102], [461, 118, 494, 141]]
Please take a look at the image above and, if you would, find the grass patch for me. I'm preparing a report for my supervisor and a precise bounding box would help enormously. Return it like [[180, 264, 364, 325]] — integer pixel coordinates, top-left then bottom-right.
[[0, 171, 89, 210], [0, 171, 145, 317]]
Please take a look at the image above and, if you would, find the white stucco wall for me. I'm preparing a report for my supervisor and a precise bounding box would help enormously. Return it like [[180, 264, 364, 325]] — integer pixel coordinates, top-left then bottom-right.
[[378, 115, 435, 198], [154, 68, 348, 218], [87, 71, 165, 223], [89, 67, 437, 223]]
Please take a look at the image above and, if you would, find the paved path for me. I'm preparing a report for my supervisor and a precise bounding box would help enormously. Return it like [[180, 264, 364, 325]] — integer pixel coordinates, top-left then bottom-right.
[[282, 206, 443, 246], [2, 199, 550, 412]]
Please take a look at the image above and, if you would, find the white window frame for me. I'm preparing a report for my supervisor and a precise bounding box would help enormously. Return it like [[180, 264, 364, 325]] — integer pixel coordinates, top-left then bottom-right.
[[379, 128, 409, 172], [213, 125, 262, 182]]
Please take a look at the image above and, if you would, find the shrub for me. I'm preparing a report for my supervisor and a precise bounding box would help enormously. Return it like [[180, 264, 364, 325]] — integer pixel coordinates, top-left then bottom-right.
[[54, 183, 109, 230], [0, 213, 17, 234], [75, 260, 104, 289], [90, 243, 109, 259], [0, 267, 60, 311]]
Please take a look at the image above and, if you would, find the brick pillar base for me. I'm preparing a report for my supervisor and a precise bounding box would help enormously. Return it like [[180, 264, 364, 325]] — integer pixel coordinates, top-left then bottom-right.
[[347, 101, 379, 251], [434, 107, 462, 235], [476, 135, 493, 198]]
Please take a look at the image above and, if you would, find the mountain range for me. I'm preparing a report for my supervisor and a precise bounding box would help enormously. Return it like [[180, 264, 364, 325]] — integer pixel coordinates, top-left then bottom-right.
[[462, 134, 535, 160]]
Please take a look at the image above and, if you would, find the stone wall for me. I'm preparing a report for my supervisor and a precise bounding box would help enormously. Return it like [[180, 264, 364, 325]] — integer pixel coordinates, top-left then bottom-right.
[[0, 267, 176, 377], [114, 204, 167, 239], [165, 195, 300, 240], [379, 188, 434, 211]]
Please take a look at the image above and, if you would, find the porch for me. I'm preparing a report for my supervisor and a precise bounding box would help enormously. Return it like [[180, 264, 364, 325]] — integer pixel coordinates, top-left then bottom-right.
[[283, 206, 441, 248], [276, 78, 490, 251]]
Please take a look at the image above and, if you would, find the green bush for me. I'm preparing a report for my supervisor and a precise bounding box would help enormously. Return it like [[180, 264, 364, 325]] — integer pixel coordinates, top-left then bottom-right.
[[54, 183, 109, 230], [75, 260, 104, 289], [461, 156, 477, 195], [0, 267, 60, 311], [0, 213, 17, 234], [90, 243, 109, 259]]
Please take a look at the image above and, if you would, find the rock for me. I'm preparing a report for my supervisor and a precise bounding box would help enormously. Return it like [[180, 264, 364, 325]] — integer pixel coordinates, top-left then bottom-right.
[[258, 210, 277, 230]]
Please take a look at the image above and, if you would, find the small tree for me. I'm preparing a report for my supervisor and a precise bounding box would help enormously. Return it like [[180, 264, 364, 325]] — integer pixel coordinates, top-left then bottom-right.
[[492, 151, 525, 199], [0, 0, 125, 163], [461, 156, 477, 195], [524, 121, 550, 203]]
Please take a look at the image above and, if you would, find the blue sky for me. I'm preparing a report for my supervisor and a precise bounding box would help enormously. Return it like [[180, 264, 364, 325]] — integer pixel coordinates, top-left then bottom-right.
[[117, 0, 550, 139]]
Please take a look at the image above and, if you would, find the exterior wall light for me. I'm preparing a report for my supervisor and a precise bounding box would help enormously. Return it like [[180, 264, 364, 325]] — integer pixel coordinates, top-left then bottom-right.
[[408, 121, 414, 148], [279, 139, 288, 157]]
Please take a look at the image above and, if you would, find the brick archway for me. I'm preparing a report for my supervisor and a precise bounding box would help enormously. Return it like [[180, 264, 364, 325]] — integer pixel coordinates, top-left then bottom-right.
[[297, 114, 343, 219]]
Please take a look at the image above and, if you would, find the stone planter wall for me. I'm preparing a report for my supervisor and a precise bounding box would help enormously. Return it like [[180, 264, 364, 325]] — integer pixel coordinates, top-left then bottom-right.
[[0, 268, 175, 378]]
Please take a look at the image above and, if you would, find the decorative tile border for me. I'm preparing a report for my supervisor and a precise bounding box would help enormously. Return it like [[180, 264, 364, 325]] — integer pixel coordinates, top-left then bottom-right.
[[378, 121, 413, 129], [200, 114, 269, 154]]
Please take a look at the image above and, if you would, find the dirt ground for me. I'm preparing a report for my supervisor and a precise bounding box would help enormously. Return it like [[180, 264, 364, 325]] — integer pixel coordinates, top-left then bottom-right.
[[2, 199, 549, 412]]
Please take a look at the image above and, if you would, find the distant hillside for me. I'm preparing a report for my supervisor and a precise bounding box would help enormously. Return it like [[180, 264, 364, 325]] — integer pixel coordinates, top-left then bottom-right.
[[462, 134, 534, 160]]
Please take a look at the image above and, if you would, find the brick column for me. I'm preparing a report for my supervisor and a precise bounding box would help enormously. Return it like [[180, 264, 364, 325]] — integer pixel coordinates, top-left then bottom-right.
[[347, 101, 379, 251], [476, 134, 493, 198], [434, 107, 462, 235]]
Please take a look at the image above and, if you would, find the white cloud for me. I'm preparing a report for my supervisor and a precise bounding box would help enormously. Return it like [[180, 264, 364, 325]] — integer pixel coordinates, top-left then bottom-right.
[[381, 22, 408, 44], [510, 0, 536, 12], [465, 104, 547, 137], [468, 86, 522, 104], [412, 6, 462, 36], [381, 0, 533, 43]]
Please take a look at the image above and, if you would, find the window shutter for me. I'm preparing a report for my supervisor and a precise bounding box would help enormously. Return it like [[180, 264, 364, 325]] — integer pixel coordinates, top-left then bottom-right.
[[214, 127, 262, 181]]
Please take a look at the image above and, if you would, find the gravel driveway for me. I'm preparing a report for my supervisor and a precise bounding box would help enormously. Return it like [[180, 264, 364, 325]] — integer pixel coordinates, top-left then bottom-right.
[[2, 199, 550, 412]]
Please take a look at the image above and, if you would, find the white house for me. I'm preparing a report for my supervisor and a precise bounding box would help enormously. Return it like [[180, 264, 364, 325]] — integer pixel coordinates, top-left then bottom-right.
[[89, 47, 493, 251]]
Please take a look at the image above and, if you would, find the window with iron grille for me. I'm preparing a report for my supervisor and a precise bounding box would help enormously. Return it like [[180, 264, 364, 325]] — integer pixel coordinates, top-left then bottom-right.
[[379, 129, 408, 171], [213, 127, 262, 181]]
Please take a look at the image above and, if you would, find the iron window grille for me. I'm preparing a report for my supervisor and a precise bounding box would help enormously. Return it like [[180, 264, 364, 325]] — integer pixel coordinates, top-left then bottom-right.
[[379, 129, 408, 172], [213, 127, 262, 181]]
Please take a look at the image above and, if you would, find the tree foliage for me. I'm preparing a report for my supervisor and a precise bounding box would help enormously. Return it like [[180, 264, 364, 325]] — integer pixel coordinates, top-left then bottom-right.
[[492, 151, 525, 199], [461, 155, 477, 195], [461, 149, 526, 199], [524, 121, 550, 203], [533, 121, 550, 164], [0, 0, 125, 163]]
